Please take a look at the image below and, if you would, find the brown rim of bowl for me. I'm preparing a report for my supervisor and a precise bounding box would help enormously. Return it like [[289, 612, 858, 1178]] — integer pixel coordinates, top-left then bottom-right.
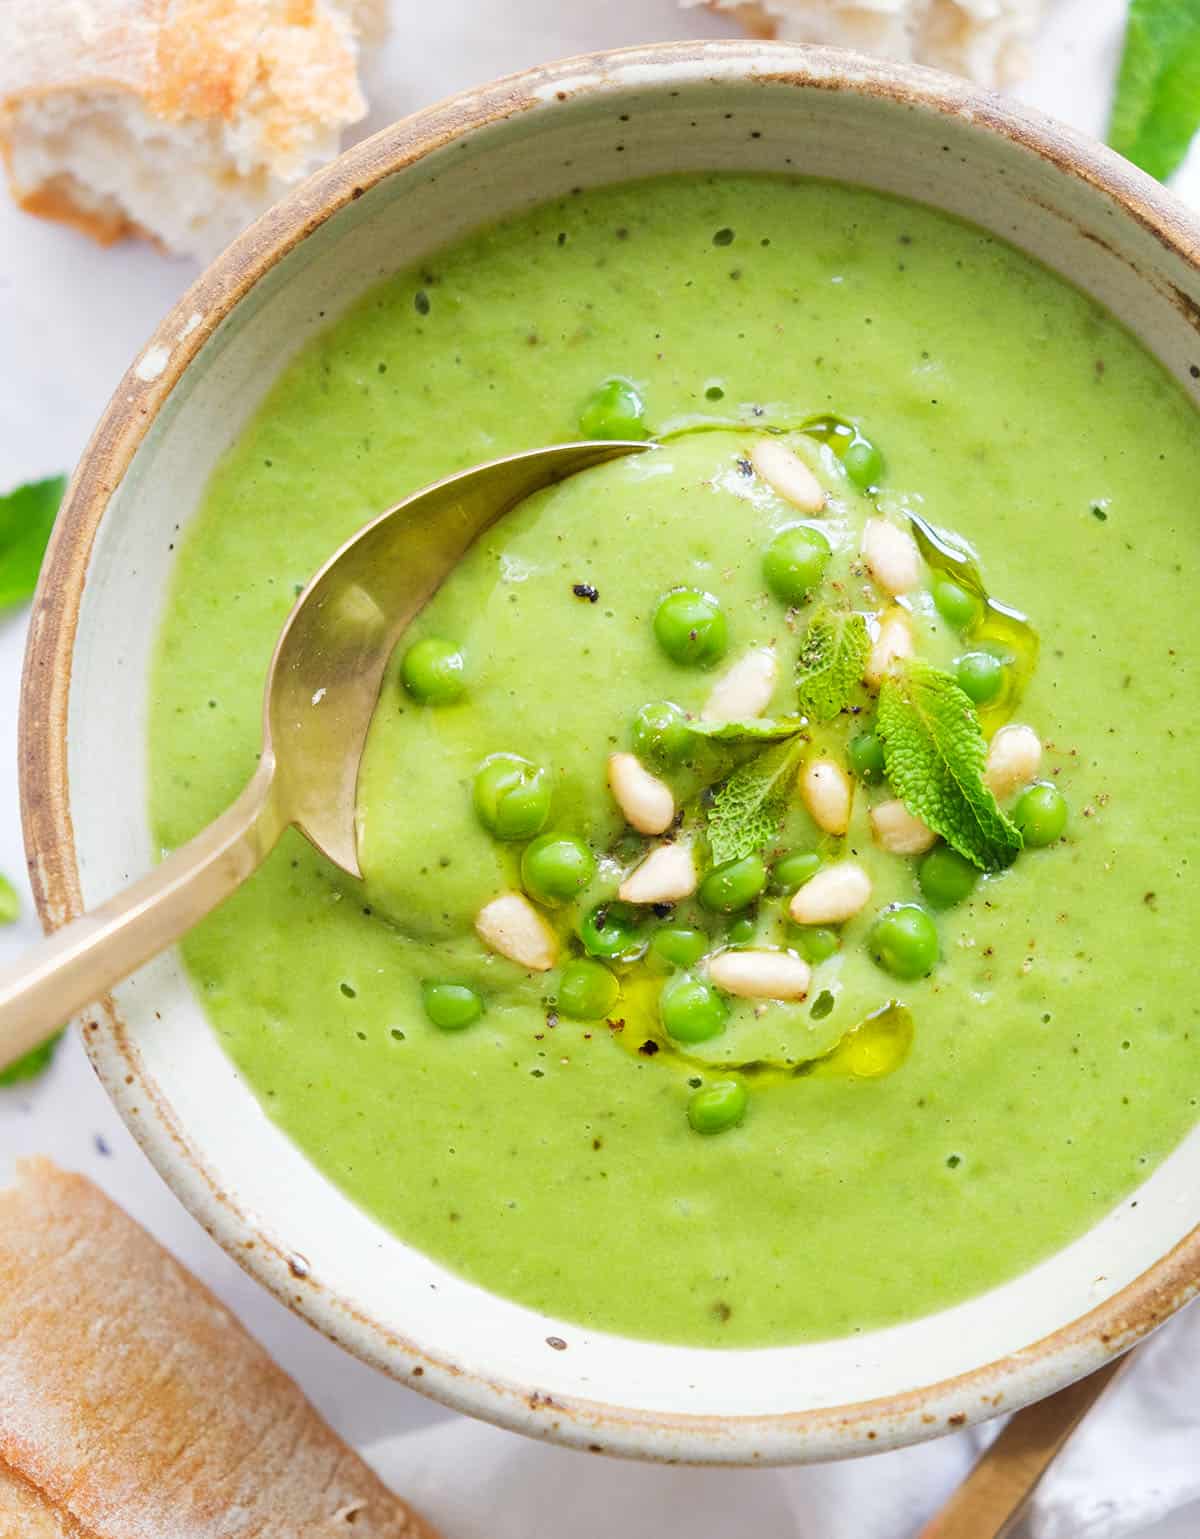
[[19, 39, 1200, 1462]]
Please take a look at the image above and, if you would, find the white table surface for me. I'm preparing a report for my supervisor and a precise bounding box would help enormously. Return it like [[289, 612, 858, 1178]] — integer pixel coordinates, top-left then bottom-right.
[[2, 0, 1198, 1527]]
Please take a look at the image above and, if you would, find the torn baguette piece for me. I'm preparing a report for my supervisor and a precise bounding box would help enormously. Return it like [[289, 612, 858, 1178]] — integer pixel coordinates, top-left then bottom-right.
[[0, 1158, 439, 1539], [0, 0, 385, 260], [685, 0, 1048, 88]]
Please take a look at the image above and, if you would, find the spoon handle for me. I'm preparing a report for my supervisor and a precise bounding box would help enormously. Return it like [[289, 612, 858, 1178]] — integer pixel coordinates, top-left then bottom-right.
[[918, 1353, 1131, 1539], [0, 762, 283, 1070]]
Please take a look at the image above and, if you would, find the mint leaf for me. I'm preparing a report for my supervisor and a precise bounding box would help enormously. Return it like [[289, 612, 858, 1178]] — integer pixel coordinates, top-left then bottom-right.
[[877, 660, 1022, 872], [686, 714, 807, 744], [0, 875, 59, 1083], [0, 475, 66, 610], [795, 607, 869, 722], [0, 1032, 62, 1086], [1108, 0, 1200, 181], [707, 735, 807, 864]]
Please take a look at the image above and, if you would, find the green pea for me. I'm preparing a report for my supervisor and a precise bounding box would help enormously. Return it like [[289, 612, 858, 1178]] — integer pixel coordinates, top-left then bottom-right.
[[847, 730, 886, 783], [687, 1079, 748, 1134], [918, 845, 980, 909], [1013, 781, 1068, 847], [557, 959, 620, 1020], [631, 700, 692, 767], [868, 904, 939, 980], [473, 754, 552, 841], [653, 587, 729, 668], [954, 650, 1006, 705], [772, 850, 820, 893], [421, 981, 483, 1030], [699, 854, 767, 913], [659, 971, 728, 1043], [842, 436, 884, 491], [762, 525, 831, 606], [521, 833, 596, 907], [726, 912, 758, 945], [796, 926, 840, 963], [578, 376, 650, 440], [649, 925, 709, 969], [932, 575, 984, 631], [401, 637, 466, 705], [580, 902, 645, 961]]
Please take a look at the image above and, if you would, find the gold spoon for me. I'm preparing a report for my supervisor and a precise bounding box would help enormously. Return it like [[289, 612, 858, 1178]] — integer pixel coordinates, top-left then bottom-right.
[[918, 1354, 1132, 1538], [0, 440, 647, 1070]]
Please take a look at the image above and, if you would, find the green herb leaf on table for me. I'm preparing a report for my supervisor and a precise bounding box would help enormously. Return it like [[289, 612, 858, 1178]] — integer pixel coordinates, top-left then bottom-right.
[[0, 474, 67, 610], [686, 714, 808, 744], [0, 872, 62, 1084], [0, 1032, 63, 1086], [795, 607, 869, 722], [707, 735, 807, 865], [877, 660, 1022, 872], [1108, 0, 1200, 182]]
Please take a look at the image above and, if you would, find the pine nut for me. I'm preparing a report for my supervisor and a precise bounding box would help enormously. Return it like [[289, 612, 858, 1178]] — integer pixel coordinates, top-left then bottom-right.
[[475, 893, 558, 971], [750, 437, 827, 513], [607, 752, 675, 835], [862, 517, 921, 596], [864, 606, 914, 689], [703, 645, 778, 723], [870, 798, 937, 854], [708, 949, 812, 1001], [800, 757, 852, 836], [788, 861, 872, 925], [618, 841, 697, 904], [984, 724, 1042, 800]]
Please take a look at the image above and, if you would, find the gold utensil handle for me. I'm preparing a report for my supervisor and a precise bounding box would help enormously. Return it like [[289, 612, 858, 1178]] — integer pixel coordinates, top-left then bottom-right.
[[919, 1354, 1131, 1539], [0, 763, 281, 1070]]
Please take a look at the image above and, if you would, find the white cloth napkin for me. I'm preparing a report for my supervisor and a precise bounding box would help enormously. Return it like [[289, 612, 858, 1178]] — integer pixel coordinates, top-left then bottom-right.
[[364, 1298, 1200, 1539]]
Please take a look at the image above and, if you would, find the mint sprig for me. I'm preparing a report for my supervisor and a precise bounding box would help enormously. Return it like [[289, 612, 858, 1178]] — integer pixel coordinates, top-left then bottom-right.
[[0, 475, 66, 610], [707, 735, 807, 865], [795, 607, 869, 722], [877, 660, 1021, 872]]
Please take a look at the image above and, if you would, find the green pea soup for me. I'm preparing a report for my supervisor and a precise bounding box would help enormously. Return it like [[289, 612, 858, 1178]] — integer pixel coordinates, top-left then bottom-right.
[[149, 175, 1200, 1348]]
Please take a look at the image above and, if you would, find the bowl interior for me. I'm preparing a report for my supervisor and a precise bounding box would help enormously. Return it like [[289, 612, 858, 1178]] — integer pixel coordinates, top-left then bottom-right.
[[45, 45, 1200, 1461]]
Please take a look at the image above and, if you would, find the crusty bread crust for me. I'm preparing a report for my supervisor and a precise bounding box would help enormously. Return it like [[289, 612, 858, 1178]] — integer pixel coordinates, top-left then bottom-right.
[[0, 0, 154, 99], [0, 134, 140, 244], [0, 0, 374, 249], [0, 1160, 439, 1539], [0, 1461, 82, 1538], [149, 0, 364, 159]]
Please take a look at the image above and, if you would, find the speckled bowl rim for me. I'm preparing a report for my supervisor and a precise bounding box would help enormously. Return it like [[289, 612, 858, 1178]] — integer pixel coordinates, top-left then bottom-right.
[[19, 40, 1200, 1464]]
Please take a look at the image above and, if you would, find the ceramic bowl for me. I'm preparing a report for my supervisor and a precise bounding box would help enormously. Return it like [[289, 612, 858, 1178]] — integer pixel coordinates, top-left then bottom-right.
[[21, 41, 1200, 1464]]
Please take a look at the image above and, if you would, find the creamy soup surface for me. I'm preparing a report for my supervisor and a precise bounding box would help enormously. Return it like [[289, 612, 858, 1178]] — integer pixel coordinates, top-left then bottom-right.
[[150, 176, 1200, 1347]]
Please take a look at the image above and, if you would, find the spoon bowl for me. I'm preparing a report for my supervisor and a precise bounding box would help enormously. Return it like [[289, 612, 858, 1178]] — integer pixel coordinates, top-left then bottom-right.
[[0, 439, 645, 1067]]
